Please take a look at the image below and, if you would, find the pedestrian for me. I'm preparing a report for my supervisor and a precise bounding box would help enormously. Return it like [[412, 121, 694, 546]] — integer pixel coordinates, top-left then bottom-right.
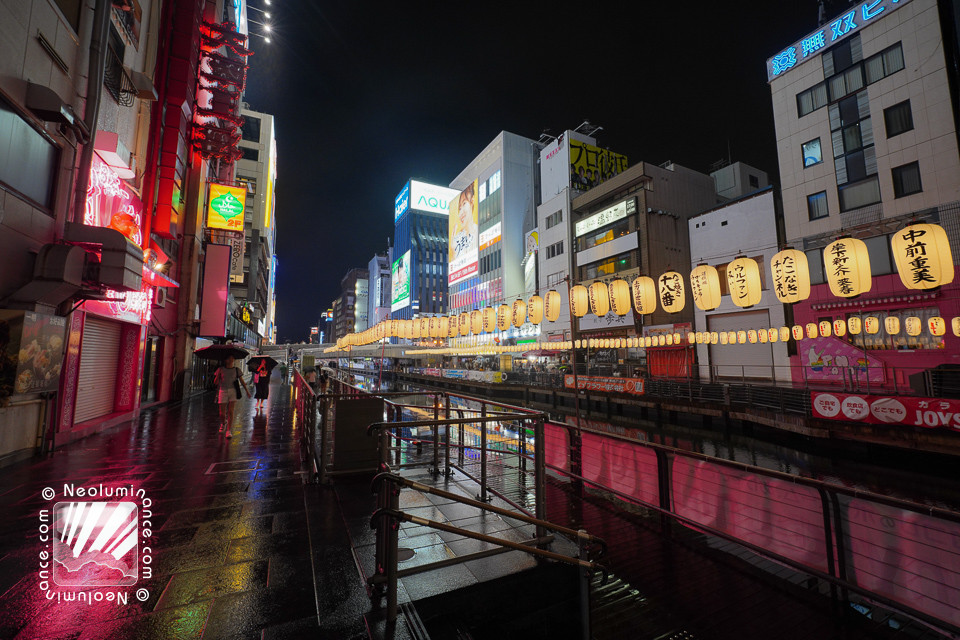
[[253, 359, 270, 410], [279, 362, 288, 384], [305, 366, 318, 392], [213, 355, 249, 439], [319, 371, 330, 395]]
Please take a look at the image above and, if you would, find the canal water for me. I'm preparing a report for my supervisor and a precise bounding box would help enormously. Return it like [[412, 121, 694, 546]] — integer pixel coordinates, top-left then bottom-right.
[[353, 374, 960, 512]]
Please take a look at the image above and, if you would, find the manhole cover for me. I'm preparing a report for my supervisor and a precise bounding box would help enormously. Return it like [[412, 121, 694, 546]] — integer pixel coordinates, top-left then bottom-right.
[[397, 548, 415, 561]]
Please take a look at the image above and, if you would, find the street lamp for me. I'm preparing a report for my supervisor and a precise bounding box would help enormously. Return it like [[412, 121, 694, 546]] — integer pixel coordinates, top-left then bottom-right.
[[248, 5, 271, 19]]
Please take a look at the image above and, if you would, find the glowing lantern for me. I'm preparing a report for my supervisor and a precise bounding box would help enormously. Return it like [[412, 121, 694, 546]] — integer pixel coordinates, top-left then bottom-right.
[[792, 325, 804, 341], [439, 317, 449, 337], [806, 323, 819, 339], [953, 317, 960, 337], [589, 282, 610, 316], [512, 299, 527, 327], [885, 316, 900, 335], [448, 315, 459, 338], [695, 332, 703, 344], [412, 319, 422, 339], [768, 328, 778, 342], [421, 317, 430, 337], [758, 329, 768, 344], [658, 272, 685, 313], [779, 327, 790, 342], [687, 332, 696, 344], [720, 332, 728, 345], [470, 310, 483, 334], [665, 334, 674, 346], [905, 316, 921, 336], [848, 316, 862, 335], [748, 330, 757, 343], [459, 313, 470, 336], [818, 321, 832, 337], [428, 317, 439, 338], [482, 307, 497, 333], [833, 319, 846, 337], [727, 331, 737, 344], [658, 335, 666, 346], [575, 340, 582, 349], [890, 223, 954, 290], [770, 249, 811, 303], [824, 237, 872, 297], [528, 295, 544, 324], [689, 264, 722, 311], [928, 316, 945, 337], [737, 331, 747, 344], [631, 277, 657, 315], [726, 257, 763, 308], [710, 332, 719, 345], [864, 316, 879, 334], [570, 285, 589, 317], [544, 291, 561, 322], [497, 305, 511, 331], [608, 279, 631, 316]]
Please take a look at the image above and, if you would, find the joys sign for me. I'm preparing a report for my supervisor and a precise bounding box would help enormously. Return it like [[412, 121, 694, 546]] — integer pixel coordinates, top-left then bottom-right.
[[812, 392, 960, 430]]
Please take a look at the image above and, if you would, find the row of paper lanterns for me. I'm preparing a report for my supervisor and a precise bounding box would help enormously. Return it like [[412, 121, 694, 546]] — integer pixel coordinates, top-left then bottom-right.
[[333, 223, 954, 350], [330, 315, 958, 354]]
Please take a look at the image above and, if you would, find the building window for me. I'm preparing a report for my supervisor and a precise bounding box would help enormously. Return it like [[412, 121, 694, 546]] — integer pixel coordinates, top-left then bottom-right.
[[892, 162, 922, 198], [547, 271, 565, 287], [807, 191, 828, 220], [838, 176, 881, 211], [749, 174, 759, 188], [806, 248, 825, 284], [797, 83, 828, 117], [864, 44, 905, 84], [103, 26, 133, 106], [580, 251, 635, 280], [546, 241, 564, 259], [545, 210, 563, 229], [884, 101, 914, 138], [53, 0, 82, 32], [241, 116, 261, 143], [0, 97, 59, 211], [864, 234, 893, 276], [802, 138, 823, 167], [241, 147, 259, 162], [797, 43, 903, 118], [846, 307, 944, 351]]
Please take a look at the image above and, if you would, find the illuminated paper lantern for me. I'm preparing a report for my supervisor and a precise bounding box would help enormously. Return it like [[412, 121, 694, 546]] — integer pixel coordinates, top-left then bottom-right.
[[770, 249, 810, 303], [687, 332, 696, 344], [726, 257, 762, 308], [608, 279, 631, 316], [448, 315, 459, 338], [428, 317, 438, 338], [847, 316, 862, 335], [658, 271, 685, 313], [690, 264, 722, 311], [905, 316, 921, 336], [806, 323, 818, 339], [890, 223, 954, 290], [791, 325, 804, 341], [512, 299, 527, 327], [824, 237, 872, 297], [544, 291, 561, 322], [459, 313, 470, 336], [471, 310, 483, 334], [833, 319, 846, 337], [665, 334, 674, 346], [719, 332, 728, 345], [885, 316, 900, 335], [570, 285, 589, 317], [497, 305, 511, 331], [864, 316, 879, 334], [779, 327, 790, 342], [528, 295, 544, 324], [574, 340, 582, 349], [758, 329, 768, 344], [695, 332, 703, 344], [928, 316, 945, 337], [438, 317, 449, 337], [818, 321, 832, 338], [411, 319, 422, 339], [631, 277, 657, 315], [420, 317, 430, 337], [673, 332, 683, 344], [727, 331, 737, 344], [710, 332, 719, 345], [482, 307, 497, 333], [748, 330, 757, 343], [953, 317, 960, 337], [658, 335, 666, 346], [589, 282, 610, 316], [768, 328, 779, 342], [737, 331, 747, 344]]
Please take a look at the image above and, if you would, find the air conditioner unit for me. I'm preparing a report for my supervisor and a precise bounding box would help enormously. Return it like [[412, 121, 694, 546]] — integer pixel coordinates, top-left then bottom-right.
[[153, 287, 168, 308]]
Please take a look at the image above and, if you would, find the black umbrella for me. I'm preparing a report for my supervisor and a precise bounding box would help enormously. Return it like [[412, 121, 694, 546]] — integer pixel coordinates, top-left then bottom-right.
[[246, 355, 278, 372], [194, 344, 248, 361]]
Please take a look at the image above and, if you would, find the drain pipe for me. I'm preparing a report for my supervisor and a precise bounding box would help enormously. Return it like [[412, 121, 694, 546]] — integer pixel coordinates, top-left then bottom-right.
[[70, 0, 111, 224]]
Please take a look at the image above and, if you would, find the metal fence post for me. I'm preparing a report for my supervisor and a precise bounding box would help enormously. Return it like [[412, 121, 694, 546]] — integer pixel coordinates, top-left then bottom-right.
[[480, 404, 488, 502], [432, 394, 440, 475], [535, 417, 547, 546]]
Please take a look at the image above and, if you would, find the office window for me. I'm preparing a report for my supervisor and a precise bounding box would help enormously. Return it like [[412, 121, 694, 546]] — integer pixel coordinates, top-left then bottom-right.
[[806, 248, 825, 284], [807, 191, 828, 220], [864, 234, 893, 276], [749, 174, 759, 188], [545, 210, 563, 229], [241, 116, 261, 143], [802, 138, 822, 167], [546, 241, 564, 259], [53, 0, 82, 32], [241, 147, 259, 162], [892, 162, 922, 198], [838, 176, 881, 211], [0, 97, 59, 210], [884, 101, 913, 138], [797, 83, 828, 117]]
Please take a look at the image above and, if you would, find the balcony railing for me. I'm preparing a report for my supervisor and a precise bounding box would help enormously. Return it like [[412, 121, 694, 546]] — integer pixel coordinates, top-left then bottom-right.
[[104, 45, 136, 107]]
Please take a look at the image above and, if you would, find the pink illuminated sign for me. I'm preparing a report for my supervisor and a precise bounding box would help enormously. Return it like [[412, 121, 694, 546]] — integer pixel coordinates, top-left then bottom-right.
[[86, 156, 143, 246]]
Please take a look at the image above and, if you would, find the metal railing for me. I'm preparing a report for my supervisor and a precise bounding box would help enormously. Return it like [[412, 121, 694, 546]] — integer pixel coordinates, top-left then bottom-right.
[[545, 418, 960, 636]]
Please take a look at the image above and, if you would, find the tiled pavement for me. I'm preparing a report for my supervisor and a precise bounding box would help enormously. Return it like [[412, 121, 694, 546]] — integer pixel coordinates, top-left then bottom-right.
[[0, 376, 367, 640]]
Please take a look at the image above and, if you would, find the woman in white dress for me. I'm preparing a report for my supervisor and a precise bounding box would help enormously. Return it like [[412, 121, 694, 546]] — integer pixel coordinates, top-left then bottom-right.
[[213, 355, 249, 438]]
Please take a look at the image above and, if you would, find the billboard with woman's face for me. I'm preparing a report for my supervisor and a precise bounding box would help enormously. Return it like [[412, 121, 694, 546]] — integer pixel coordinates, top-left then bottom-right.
[[448, 180, 478, 285]]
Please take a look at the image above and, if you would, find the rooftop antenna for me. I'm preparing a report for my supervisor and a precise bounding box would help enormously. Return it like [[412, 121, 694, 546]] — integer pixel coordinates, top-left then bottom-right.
[[817, 0, 826, 25]]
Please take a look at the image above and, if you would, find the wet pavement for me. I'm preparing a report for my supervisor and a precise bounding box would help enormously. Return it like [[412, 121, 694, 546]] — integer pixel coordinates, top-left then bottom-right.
[[0, 375, 364, 640]]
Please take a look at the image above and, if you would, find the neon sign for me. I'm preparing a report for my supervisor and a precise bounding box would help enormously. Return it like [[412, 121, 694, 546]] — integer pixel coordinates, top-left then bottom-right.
[[767, 0, 911, 81], [86, 156, 143, 246]]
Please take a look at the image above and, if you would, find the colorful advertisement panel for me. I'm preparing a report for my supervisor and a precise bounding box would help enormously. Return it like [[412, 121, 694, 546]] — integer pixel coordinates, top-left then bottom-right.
[[448, 180, 479, 285], [410, 181, 458, 216], [569, 140, 628, 191], [394, 182, 410, 221], [391, 250, 411, 312], [564, 375, 645, 396], [479, 222, 502, 251], [811, 392, 960, 430], [0, 311, 68, 401], [207, 183, 246, 231]]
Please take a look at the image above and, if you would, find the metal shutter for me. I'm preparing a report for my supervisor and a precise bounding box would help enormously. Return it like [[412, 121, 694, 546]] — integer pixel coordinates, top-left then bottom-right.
[[73, 317, 121, 424]]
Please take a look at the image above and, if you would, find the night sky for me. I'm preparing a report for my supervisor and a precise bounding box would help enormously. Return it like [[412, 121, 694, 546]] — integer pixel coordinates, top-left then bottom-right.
[[242, 1, 838, 343]]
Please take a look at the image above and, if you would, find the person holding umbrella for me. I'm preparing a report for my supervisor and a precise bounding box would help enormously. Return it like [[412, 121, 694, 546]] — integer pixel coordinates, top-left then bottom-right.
[[213, 354, 249, 438], [248, 354, 277, 410]]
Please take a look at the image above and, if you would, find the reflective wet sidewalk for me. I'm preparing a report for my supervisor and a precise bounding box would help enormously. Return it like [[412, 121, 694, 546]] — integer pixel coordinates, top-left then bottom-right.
[[0, 376, 366, 640]]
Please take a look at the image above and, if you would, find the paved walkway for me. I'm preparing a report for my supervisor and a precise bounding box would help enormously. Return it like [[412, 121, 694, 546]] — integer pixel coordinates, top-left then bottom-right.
[[0, 375, 367, 640]]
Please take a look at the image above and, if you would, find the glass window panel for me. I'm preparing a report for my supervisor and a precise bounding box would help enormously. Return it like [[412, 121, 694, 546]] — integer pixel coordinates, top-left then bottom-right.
[[807, 191, 829, 220], [806, 249, 825, 284], [865, 54, 884, 83], [883, 45, 904, 75], [845, 151, 867, 183], [838, 176, 881, 211], [843, 124, 863, 153], [828, 74, 846, 101], [864, 234, 893, 276], [844, 66, 864, 94], [812, 83, 828, 110], [839, 95, 859, 127], [802, 138, 823, 167], [884, 101, 914, 137], [892, 162, 922, 197]]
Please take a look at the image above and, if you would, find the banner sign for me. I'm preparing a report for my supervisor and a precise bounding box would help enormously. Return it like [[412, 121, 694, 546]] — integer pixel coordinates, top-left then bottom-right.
[[207, 183, 246, 231], [811, 392, 960, 430], [564, 375, 645, 395]]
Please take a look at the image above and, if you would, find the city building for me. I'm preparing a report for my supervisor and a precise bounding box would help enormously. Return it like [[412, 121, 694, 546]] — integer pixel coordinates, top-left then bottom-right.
[[536, 125, 629, 343], [332, 268, 368, 341], [570, 161, 719, 377], [448, 131, 538, 345], [392, 180, 458, 321], [711, 161, 770, 200], [367, 251, 392, 334], [768, 0, 960, 391], [688, 187, 792, 382]]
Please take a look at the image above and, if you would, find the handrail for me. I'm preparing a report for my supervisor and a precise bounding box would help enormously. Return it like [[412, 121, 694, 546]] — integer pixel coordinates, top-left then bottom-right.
[[366, 413, 546, 436]]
